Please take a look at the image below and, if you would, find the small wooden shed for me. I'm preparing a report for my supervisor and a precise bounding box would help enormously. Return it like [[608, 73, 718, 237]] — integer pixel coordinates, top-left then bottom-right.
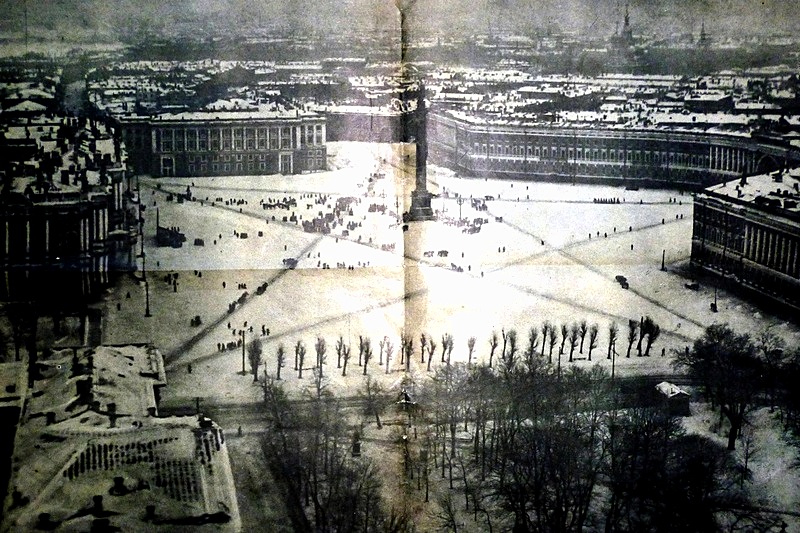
[[655, 381, 691, 417]]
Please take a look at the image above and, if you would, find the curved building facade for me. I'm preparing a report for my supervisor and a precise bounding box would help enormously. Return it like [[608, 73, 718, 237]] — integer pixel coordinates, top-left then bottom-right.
[[429, 111, 799, 189]]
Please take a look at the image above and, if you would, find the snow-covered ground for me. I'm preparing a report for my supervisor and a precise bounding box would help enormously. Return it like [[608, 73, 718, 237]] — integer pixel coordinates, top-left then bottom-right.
[[102, 142, 800, 408]]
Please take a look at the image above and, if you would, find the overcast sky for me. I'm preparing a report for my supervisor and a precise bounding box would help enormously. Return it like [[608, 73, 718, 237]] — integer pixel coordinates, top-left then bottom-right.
[[0, 0, 797, 39]]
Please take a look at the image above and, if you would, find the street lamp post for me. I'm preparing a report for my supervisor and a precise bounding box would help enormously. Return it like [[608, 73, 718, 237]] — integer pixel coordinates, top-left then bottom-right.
[[456, 196, 465, 221], [142, 252, 151, 317]]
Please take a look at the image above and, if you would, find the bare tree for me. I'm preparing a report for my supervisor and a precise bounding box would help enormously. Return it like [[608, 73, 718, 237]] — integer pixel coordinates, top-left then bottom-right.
[[275, 343, 286, 380], [385, 338, 394, 374], [335, 335, 345, 368], [447, 336, 454, 366], [247, 338, 263, 381], [314, 336, 327, 377], [642, 317, 660, 357], [548, 327, 558, 364], [379, 336, 386, 365], [467, 336, 476, 366], [435, 493, 460, 533], [441, 333, 451, 363], [636, 316, 645, 356], [505, 329, 518, 370], [673, 324, 762, 450], [501, 328, 508, 362], [404, 336, 413, 372], [568, 323, 580, 362], [399, 333, 407, 366], [626, 319, 638, 358], [341, 343, 351, 377], [362, 337, 372, 376], [587, 324, 599, 361], [361, 376, 386, 429], [756, 326, 787, 411], [578, 320, 589, 353], [296, 340, 306, 379], [525, 327, 539, 369], [358, 335, 365, 366], [560, 323, 569, 355], [427, 338, 437, 372], [488, 331, 499, 368], [420, 332, 428, 363], [608, 321, 619, 360], [541, 321, 550, 357]]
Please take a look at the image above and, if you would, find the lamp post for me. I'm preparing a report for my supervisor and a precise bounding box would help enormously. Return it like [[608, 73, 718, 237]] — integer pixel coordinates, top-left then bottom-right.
[[142, 252, 151, 317]]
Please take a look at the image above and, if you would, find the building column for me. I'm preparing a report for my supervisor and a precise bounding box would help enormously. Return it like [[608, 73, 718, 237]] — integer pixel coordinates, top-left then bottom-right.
[[767, 231, 775, 268], [743, 224, 751, 259], [783, 238, 791, 275]]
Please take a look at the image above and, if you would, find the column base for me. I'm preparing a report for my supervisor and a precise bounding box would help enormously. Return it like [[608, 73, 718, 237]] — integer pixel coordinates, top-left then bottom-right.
[[406, 189, 435, 222]]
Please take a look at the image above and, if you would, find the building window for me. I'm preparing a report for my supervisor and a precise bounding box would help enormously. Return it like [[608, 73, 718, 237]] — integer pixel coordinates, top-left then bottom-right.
[[236, 163, 243, 171], [281, 127, 292, 149], [236, 154, 242, 161], [224, 164, 230, 171], [188, 164, 195, 173], [248, 162, 254, 170], [212, 163, 219, 171], [259, 162, 266, 170]]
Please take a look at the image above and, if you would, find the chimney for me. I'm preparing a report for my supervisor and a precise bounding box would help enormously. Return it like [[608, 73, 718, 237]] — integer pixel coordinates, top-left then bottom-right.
[[107, 403, 117, 428]]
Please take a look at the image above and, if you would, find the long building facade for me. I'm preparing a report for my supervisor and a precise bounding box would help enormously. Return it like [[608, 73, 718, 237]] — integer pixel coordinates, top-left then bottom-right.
[[429, 110, 798, 189], [117, 109, 327, 177], [691, 170, 800, 311]]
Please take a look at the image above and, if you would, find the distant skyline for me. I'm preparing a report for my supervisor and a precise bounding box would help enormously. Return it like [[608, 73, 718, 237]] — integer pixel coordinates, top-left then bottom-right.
[[0, 0, 798, 41]]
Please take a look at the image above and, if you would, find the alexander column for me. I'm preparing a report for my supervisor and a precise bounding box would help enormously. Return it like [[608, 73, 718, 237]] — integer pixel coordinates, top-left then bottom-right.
[[396, 0, 434, 221]]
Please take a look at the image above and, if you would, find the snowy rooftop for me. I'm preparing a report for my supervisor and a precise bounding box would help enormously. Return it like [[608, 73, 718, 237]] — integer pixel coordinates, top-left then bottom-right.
[[3, 343, 239, 531], [656, 381, 690, 398], [121, 105, 322, 123], [4, 413, 239, 532], [705, 167, 800, 217], [29, 345, 166, 422]]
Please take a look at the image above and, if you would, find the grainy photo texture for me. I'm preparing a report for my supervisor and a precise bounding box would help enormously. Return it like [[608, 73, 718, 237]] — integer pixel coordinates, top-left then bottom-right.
[[1, 1, 800, 531]]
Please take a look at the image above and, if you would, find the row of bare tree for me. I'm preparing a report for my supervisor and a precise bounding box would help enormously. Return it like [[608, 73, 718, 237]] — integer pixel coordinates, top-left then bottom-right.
[[245, 315, 664, 382]]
